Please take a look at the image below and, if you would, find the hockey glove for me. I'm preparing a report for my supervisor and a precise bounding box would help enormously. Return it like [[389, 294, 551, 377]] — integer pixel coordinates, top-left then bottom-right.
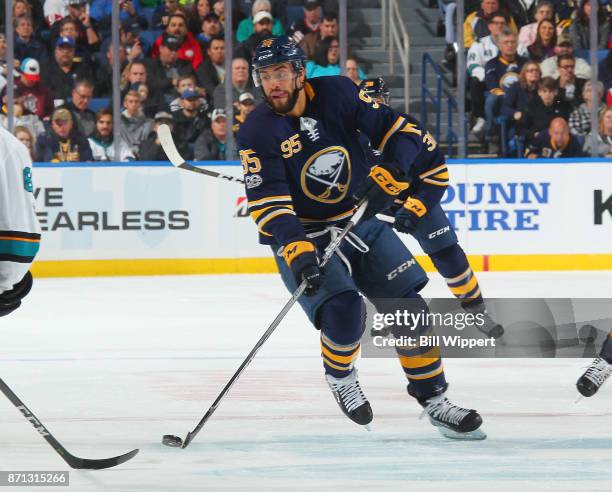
[[0, 271, 33, 317], [283, 240, 323, 296], [394, 197, 428, 235], [353, 164, 409, 220]]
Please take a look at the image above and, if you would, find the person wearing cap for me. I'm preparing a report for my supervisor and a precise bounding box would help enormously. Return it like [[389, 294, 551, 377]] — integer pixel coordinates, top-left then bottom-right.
[[42, 35, 94, 101], [194, 108, 227, 160], [88, 108, 135, 162], [232, 92, 256, 135], [196, 12, 223, 53], [212, 57, 260, 110], [198, 34, 225, 99], [1, 58, 53, 120], [288, 0, 323, 42], [171, 87, 210, 156], [119, 90, 153, 156], [234, 10, 276, 61], [145, 32, 195, 98], [138, 110, 190, 161], [540, 33, 592, 79], [14, 15, 48, 65], [54, 15, 98, 64], [151, 12, 203, 71], [168, 74, 207, 112], [35, 107, 93, 162], [236, 0, 285, 43]]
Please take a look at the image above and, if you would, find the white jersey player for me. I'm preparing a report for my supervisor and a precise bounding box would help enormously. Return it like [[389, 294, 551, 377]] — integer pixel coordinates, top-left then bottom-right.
[[0, 126, 41, 317]]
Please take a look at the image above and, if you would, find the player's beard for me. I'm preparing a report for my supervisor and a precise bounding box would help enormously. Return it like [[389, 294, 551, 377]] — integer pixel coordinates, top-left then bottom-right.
[[265, 80, 302, 115]]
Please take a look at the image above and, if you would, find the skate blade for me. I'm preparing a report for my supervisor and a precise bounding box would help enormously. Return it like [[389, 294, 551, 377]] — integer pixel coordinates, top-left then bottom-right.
[[364, 424, 372, 432], [575, 395, 584, 404], [436, 426, 487, 441]]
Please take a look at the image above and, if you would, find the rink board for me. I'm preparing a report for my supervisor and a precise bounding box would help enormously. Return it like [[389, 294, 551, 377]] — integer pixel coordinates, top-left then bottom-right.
[[29, 160, 612, 276]]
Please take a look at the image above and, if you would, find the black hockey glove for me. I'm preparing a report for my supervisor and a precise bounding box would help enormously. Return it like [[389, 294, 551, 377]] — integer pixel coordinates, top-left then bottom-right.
[[283, 240, 323, 296], [0, 271, 33, 317], [394, 197, 428, 235], [353, 164, 409, 220]]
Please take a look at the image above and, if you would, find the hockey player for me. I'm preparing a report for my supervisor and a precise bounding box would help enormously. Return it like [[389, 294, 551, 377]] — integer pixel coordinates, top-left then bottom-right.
[[0, 126, 41, 317], [237, 36, 484, 439], [577, 331, 612, 397], [359, 78, 503, 340]]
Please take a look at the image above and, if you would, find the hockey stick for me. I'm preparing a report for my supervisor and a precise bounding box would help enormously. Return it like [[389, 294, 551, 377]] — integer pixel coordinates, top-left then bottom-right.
[[162, 199, 369, 449], [0, 378, 139, 469], [157, 124, 244, 184]]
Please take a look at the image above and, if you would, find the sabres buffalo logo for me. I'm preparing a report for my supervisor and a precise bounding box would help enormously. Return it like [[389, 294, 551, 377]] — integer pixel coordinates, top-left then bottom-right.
[[300, 146, 351, 203], [261, 38, 274, 47]]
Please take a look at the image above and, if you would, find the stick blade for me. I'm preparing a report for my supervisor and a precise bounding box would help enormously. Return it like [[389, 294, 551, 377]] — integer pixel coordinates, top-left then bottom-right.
[[157, 124, 185, 167], [65, 448, 139, 470]]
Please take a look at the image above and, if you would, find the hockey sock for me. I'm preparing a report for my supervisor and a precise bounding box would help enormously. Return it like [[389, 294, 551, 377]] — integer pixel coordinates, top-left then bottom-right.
[[318, 291, 365, 378], [429, 244, 483, 308]]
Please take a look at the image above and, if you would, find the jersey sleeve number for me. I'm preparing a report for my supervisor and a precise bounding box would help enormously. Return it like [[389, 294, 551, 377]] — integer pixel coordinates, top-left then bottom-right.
[[23, 167, 33, 192], [280, 134, 302, 159], [239, 149, 262, 175]]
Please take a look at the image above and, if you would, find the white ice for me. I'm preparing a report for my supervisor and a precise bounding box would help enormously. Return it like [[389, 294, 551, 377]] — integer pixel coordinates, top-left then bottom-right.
[[1, 271, 612, 491]]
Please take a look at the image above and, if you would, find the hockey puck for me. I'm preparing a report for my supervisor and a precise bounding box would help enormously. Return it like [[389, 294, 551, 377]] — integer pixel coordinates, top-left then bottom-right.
[[162, 434, 183, 448]]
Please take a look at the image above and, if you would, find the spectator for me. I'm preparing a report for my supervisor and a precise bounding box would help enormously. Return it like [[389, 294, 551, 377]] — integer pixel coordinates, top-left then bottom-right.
[[88, 109, 135, 161], [584, 106, 612, 157], [168, 73, 207, 111], [300, 12, 337, 60], [463, 0, 518, 49], [145, 33, 195, 98], [187, 0, 211, 35], [120, 18, 149, 63], [569, 0, 610, 50], [139, 110, 190, 160], [194, 108, 227, 160], [306, 36, 340, 78], [171, 88, 210, 153], [151, 12, 204, 70], [13, 125, 36, 160], [236, 0, 284, 43], [235, 10, 275, 60], [196, 12, 223, 52], [211, 0, 225, 26], [51, 0, 101, 59], [345, 58, 364, 85], [13, 0, 33, 21], [95, 43, 128, 97], [557, 53, 587, 109], [484, 29, 526, 133], [600, 50, 612, 97], [540, 33, 592, 79], [526, 19, 556, 62], [526, 116, 585, 157], [44, 0, 72, 27], [121, 61, 166, 117], [501, 60, 542, 122], [467, 12, 517, 135], [89, 0, 145, 34], [198, 35, 225, 100], [0, 100, 45, 139], [568, 80, 604, 136], [232, 91, 256, 134], [213, 57, 259, 110], [35, 107, 93, 162], [5, 58, 54, 120], [14, 15, 48, 64], [66, 79, 96, 137], [152, 0, 181, 30], [119, 90, 153, 156], [42, 36, 94, 102], [289, 0, 322, 42], [518, 1, 560, 47], [517, 76, 572, 141]]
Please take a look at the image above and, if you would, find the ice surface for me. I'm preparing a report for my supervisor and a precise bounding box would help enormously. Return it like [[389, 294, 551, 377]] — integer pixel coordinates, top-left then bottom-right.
[[1, 271, 612, 491]]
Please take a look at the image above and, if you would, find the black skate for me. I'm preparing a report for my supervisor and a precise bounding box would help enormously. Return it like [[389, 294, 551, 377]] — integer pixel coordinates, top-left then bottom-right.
[[326, 369, 373, 428], [577, 357, 612, 397], [464, 302, 504, 339], [419, 393, 486, 440]]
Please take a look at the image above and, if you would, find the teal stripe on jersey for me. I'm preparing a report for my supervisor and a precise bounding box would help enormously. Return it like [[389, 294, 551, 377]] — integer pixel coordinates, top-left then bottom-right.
[[0, 239, 40, 258]]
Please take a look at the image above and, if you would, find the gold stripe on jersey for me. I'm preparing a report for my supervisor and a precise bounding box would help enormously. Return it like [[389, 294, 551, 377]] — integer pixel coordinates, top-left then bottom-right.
[[250, 204, 294, 222], [418, 164, 447, 179], [255, 208, 296, 236], [248, 195, 293, 209], [377, 116, 406, 152]]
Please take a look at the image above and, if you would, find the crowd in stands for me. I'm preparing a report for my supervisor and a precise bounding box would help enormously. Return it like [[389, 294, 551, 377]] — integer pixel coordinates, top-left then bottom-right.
[[443, 0, 612, 156], [0, 0, 367, 162]]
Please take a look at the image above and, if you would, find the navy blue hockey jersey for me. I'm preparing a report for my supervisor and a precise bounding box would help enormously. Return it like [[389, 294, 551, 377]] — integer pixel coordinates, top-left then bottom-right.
[[236, 76, 448, 246]]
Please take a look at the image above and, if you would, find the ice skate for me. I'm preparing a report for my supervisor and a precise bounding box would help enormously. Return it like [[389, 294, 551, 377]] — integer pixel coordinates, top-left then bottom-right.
[[326, 369, 373, 428], [464, 302, 504, 339], [577, 357, 612, 397], [418, 393, 486, 440]]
